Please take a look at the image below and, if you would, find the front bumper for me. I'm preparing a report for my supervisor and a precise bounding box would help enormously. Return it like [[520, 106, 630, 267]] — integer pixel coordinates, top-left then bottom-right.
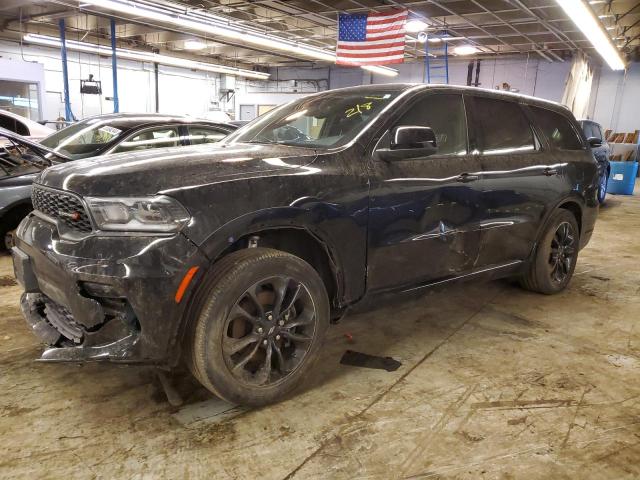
[[12, 213, 207, 364]]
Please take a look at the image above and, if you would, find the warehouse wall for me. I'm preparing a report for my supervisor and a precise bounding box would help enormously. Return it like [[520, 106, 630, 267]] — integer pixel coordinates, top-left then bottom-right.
[[1, 38, 638, 134], [591, 61, 640, 132]]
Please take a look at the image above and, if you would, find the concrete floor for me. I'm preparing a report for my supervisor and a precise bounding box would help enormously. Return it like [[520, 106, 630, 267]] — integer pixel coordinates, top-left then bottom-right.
[[1, 188, 639, 480]]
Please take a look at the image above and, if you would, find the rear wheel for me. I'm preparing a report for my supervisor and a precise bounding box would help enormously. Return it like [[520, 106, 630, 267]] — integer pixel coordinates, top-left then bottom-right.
[[597, 171, 608, 204], [520, 209, 579, 294], [188, 248, 329, 406]]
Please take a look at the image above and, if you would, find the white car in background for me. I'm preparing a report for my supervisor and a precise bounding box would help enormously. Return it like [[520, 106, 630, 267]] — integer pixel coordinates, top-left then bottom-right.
[[0, 109, 54, 142]]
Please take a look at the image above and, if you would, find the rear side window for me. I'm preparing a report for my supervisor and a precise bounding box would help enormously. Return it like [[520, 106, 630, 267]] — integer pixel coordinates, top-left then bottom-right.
[[0, 114, 29, 136], [186, 126, 227, 145], [393, 93, 467, 155], [114, 127, 180, 153], [530, 107, 583, 150], [472, 97, 535, 154]]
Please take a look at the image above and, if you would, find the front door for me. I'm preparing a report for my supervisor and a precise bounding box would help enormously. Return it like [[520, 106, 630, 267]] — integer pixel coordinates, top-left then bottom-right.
[[366, 92, 484, 292]]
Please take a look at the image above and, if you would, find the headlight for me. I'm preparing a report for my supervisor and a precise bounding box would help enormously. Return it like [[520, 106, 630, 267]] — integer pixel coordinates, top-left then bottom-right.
[[86, 195, 190, 233]]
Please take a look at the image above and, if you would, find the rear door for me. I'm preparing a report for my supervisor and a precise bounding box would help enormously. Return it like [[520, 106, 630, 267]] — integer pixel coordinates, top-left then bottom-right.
[[467, 94, 561, 267], [367, 91, 484, 291]]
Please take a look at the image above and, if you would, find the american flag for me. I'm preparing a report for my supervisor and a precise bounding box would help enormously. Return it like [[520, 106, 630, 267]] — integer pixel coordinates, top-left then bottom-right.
[[336, 9, 408, 66]]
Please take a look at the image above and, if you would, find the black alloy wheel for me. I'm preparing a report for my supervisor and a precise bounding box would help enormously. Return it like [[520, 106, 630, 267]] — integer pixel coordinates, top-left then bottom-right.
[[519, 209, 580, 294], [548, 222, 576, 284], [222, 276, 317, 387], [188, 248, 329, 406]]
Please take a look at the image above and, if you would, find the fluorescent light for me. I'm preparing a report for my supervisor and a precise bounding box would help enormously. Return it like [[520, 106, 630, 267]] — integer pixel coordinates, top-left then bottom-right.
[[361, 65, 399, 77], [554, 0, 625, 70], [23, 33, 270, 79], [405, 19, 428, 33], [427, 37, 442, 43], [453, 45, 479, 55], [183, 39, 207, 50], [78, 0, 397, 76]]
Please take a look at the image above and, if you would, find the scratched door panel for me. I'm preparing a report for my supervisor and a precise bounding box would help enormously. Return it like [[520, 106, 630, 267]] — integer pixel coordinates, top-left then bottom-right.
[[366, 93, 483, 292]]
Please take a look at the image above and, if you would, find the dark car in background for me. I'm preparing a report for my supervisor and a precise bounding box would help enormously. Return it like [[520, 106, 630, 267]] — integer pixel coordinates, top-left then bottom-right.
[[39, 113, 236, 160], [0, 114, 236, 249], [579, 119, 610, 204], [11, 84, 599, 406]]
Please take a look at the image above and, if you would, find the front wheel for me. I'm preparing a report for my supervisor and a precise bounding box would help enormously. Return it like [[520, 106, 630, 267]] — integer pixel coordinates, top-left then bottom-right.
[[519, 209, 580, 294], [188, 248, 330, 406], [597, 171, 608, 204]]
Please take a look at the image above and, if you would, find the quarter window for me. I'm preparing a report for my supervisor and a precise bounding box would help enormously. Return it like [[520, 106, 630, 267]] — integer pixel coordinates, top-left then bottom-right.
[[0, 114, 29, 136], [114, 127, 180, 153], [393, 93, 467, 155], [186, 126, 228, 145], [530, 107, 583, 150], [473, 97, 535, 155]]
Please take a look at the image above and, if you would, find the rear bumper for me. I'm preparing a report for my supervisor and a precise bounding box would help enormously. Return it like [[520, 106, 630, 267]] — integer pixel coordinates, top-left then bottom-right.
[[12, 213, 207, 364]]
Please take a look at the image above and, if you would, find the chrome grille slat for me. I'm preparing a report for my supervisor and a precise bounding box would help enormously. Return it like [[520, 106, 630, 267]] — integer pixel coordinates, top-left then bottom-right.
[[31, 185, 92, 233]]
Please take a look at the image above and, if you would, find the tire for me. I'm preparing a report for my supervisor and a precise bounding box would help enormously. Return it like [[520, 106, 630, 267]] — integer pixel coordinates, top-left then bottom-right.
[[597, 171, 608, 204], [519, 209, 580, 295], [187, 247, 330, 406]]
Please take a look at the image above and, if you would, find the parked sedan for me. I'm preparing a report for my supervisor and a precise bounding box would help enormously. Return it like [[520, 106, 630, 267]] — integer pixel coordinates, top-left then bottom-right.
[[579, 119, 610, 204], [0, 114, 236, 249], [0, 109, 54, 142], [12, 85, 599, 406], [39, 113, 236, 160]]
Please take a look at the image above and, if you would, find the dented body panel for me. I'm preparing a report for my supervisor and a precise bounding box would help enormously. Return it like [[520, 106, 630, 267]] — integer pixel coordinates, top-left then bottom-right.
[[11, 84, 599, 366]]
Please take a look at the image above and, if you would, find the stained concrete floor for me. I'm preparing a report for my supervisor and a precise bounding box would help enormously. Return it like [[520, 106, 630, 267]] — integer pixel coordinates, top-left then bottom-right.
[[1, 189, 639, 480]]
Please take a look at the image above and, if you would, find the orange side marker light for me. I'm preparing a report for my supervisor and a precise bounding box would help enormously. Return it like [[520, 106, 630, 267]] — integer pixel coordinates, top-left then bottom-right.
[[175, 266, 200, 303]]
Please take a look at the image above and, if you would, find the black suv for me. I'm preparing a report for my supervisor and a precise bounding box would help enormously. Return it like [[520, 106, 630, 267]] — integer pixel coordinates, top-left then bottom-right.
[[12, 85, 599, 406]]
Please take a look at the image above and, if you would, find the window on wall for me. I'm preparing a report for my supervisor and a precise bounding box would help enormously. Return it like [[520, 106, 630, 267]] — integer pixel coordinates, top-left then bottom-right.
[[0, 80, 40, 121], [393, 93, 467, 155], [473, 97, 535, 155], [530, 107, 583, 150]]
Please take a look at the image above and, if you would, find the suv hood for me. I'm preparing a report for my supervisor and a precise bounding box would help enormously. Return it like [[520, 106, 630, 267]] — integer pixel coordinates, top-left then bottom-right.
[[37, 143, 318, 196]]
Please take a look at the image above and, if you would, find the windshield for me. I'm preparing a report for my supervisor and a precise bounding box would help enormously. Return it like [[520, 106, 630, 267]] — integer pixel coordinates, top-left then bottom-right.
[[225, 88, 403, 149], [40, 119, 123, 159]]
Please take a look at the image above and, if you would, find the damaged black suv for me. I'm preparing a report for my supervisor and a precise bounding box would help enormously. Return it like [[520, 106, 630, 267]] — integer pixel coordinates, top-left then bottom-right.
[[12, 84, 599, 406]]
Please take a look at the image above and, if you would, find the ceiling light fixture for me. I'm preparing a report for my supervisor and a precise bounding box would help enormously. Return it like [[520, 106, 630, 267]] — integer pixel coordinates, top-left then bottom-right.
[[183, 39, 207, 50], [453, 45, 479, 55], [405, 19, 428, 33], [554, 0, 625, 70], [23, 33, 270, 79], [361, 65, 399, 77], [77, 0, 399, 77]]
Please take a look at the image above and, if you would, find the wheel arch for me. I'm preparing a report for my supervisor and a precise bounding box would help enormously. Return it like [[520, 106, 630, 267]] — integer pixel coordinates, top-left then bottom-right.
[[530, 197, 584, 261]]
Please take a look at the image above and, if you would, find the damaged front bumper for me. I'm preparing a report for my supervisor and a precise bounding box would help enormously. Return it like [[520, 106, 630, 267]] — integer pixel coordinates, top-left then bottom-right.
[[12, 213, 207, 364]]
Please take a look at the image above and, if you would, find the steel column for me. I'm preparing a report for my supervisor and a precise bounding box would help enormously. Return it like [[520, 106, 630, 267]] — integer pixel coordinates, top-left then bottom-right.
[[110, 18, 119, 113], [58, 18, 75, 122]]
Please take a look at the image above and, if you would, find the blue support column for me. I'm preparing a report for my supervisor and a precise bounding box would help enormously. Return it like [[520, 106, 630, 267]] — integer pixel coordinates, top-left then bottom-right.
[[58, 18, 75, 122], [110, 18, 119, 113]]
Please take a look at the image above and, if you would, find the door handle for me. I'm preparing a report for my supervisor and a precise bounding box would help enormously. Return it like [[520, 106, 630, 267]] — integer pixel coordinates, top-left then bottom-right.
[[456, 173, 480, 183], [543, 167, 559, 176]]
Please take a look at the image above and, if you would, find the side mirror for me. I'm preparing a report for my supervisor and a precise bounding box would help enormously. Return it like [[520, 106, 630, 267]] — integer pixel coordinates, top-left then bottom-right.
[[376, 126, 438, 161], [587, 136, 602, 148]]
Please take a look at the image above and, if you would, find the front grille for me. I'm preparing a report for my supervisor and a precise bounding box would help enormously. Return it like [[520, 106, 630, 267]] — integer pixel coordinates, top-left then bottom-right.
[[32, 185, 93, 233]]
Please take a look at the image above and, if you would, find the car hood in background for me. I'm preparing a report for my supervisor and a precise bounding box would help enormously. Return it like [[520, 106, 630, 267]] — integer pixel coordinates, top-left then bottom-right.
[[36, 143, 318, 196]]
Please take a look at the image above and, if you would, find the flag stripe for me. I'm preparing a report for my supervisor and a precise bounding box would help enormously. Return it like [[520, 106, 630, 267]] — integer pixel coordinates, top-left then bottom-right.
[[366, 20, 407, 31], [337, 41, 405, 50], [337, 45, 405, 56]]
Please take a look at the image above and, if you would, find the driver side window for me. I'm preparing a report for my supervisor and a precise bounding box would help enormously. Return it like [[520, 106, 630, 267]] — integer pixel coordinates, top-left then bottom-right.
[[393, 94, 467, 155]]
